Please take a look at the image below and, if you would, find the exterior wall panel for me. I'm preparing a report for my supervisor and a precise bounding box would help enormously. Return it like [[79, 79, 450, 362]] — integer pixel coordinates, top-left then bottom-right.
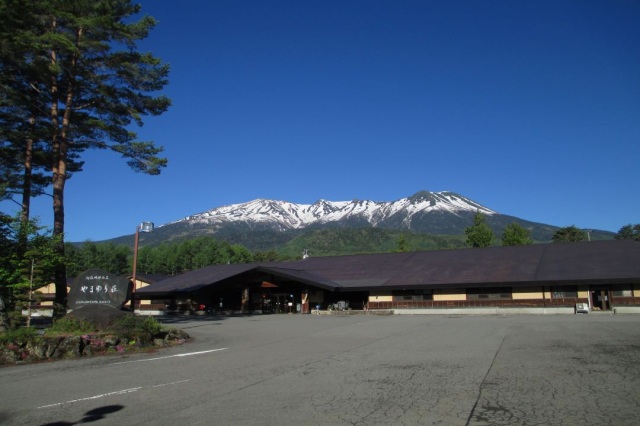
[[434, 289, 465, 301], [367, 298, 588, 310], [512, 287, 543, 300], [369, 291, 392, 302]]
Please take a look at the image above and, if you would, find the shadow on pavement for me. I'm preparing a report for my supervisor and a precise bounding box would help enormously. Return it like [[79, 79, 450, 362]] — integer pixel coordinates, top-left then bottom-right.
[[39, 404, 124, 426]]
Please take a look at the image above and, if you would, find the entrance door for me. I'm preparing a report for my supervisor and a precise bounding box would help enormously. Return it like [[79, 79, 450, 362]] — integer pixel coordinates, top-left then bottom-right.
[[272, 293, 295, 313], [590, 289, 610, 311]]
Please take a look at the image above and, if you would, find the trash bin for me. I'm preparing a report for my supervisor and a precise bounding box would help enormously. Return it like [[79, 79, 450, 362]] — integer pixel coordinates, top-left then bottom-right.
[[575, 303, 589, 314]]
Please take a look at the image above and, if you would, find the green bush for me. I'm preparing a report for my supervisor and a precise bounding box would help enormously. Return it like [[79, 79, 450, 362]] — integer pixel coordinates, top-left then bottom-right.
[[0, 326, 38, 343], [109, 315, 163, 343], [48, 316, 97, 334]]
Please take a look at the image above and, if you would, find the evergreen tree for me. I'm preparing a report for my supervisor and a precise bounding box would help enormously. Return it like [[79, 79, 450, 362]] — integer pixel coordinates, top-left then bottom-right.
[[464, 211, 494, 248], [0, 215, 63, 331], [394, 234, 410, 252], [615, 224, 640, 241], [0, 1, 171, 317], [501, 223, 533, 246], [552, 226, 586, 243], [65, 241, 131, 276]]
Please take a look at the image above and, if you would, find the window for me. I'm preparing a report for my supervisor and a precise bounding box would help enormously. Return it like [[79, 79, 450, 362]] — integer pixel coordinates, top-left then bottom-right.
[[391, 289, 433, 301], [612, 289, 633, 297], [551, 286, 577, 298], [467, 288, 512, 300]]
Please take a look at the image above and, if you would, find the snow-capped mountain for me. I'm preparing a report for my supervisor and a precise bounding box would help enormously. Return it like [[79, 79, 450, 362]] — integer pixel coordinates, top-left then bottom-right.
[[103, 190, 612, 252], [172, 190, 496, 232]]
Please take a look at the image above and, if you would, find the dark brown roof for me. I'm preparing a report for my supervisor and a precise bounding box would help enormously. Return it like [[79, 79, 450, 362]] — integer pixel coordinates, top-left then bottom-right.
[[133, 274, 171, 284], [137, 240, 640, 295], [139, 263, 259, 294]]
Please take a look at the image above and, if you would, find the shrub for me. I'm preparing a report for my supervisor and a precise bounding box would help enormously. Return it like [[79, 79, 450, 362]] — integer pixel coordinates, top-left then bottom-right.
[[0, 326, 38, 343], [109, 315, 163, 343], [48, 316, 97, 335]]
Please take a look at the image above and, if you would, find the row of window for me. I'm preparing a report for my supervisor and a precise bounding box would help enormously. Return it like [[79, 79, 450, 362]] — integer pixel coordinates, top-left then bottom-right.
[[390, 287, 635, 301]]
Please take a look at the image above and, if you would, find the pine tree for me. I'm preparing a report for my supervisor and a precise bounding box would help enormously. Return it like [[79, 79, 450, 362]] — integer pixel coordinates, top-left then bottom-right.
[[552, 226, 586, 243], [615, 224, 640, 241], [394, 234, 410, 252], [0, 1, 171, 317], [501, 223, 533, 246], [465, 211, 494, 248]]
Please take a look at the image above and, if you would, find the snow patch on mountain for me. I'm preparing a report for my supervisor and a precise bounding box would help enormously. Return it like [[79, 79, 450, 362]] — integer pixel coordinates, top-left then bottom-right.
[[172, 191, 496, 231]]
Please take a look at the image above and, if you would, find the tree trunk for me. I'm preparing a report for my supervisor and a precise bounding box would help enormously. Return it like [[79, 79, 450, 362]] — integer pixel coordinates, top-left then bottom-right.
[[52, 166, 67, 318], [50, 24, 82, 319], [49, 18, 67, 319], [0, 291, 10, 332], [17, 115, 35, 257]]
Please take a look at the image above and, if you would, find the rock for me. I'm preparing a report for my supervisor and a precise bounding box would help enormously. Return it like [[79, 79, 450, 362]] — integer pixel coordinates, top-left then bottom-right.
[[164, 328, 190, 343], [68, 305, 129, 330], [2, 325, 190, 365], [0, 346, 20, 363], [43, 336, 66, 359], [59, 335, 83, 359], [26, 340, 47, 360], [103, 335, 120, 347]]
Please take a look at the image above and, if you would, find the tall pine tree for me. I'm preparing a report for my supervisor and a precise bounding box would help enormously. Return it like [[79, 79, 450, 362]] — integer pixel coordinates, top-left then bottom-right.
[[0, 0, 171, 317]]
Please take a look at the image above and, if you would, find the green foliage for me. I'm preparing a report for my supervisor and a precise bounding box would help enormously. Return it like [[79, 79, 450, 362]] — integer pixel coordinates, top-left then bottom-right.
[[0, 326, 37, 343], [1, 0, 171, 315], [552, 226, 586, 243], [501, 223, 533, 246], [48, 317, 96, 335], [394, 234, 411, 252], [108, 315, 163, 344], [464, 211, 495, 248], [65, 242, 131, 276], [46, 314, 163, 344], [136, 237, 258, 275], [0, 0, 171, 177], [112, 315, 163, 335], [615, 224, 640, 241], [64, 236, 271, 276], [253, 250, 285, 262], [279, 228, 466, 257], [0, 214, 64, 330]]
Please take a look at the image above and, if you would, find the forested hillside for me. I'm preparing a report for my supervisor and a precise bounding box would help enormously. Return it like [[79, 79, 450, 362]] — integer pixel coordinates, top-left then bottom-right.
[[66, 222, 618, 277], [65, 230, 469, 276]]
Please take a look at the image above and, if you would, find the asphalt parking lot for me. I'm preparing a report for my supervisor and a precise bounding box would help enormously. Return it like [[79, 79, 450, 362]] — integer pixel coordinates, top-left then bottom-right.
[[1, 313, 639, 425]]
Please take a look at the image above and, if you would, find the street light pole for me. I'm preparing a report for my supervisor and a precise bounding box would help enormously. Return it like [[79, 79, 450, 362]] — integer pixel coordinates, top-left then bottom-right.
[[131, 222, 154, 313]]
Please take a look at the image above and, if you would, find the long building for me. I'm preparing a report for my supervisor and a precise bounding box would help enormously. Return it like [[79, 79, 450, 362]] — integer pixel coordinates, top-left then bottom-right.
[[136, 240, 640, 315]]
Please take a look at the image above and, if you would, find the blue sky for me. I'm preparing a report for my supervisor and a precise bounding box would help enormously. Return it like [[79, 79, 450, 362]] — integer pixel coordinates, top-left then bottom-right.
[[2, 0, 639, 241]]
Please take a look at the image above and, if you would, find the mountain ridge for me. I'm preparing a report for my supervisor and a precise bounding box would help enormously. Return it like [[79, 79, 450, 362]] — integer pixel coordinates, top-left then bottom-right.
[[169, 190, 496, 232], [100, 190, 614, 252]]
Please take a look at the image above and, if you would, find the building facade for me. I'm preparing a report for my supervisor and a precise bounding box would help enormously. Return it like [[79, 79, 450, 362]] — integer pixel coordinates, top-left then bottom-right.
[[137, 240, 640, 315]]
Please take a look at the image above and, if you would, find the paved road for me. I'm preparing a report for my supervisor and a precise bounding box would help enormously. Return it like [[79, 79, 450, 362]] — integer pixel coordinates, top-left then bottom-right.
[[1, 314, 639, 425]]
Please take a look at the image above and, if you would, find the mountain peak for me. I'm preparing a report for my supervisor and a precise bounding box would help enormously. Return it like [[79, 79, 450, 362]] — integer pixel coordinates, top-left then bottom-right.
[[174, 191, 496, 232], [408, 190, 436, 204]]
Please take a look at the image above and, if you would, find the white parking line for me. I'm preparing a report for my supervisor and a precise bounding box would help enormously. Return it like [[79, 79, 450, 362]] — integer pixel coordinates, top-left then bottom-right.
[[37, 380, 191, 409], [37, 387, 142, 409], [110, 348, 228, 365]]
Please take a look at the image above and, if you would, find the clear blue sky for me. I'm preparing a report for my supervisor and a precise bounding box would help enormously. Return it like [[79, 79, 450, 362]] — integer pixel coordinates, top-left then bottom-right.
[[3, 0, 639, 241]]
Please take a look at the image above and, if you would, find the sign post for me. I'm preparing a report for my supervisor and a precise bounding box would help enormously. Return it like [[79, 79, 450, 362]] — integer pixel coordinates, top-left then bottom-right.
[[131, 222, 154, 312]]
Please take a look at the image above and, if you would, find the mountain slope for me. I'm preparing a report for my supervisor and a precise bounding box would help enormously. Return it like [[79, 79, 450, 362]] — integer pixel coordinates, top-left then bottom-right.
[[103, 190, 614, 252], [172, 190, 496, 231]]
